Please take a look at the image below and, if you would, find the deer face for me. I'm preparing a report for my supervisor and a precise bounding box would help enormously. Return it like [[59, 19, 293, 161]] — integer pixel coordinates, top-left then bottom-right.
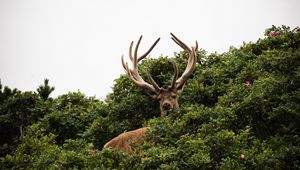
[[153, 89, 179, 116], [121, 33, 198, 116]]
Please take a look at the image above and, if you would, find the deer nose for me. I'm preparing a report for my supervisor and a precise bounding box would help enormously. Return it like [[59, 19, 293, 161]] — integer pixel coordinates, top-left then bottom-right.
[[162, 103, 172, 111]]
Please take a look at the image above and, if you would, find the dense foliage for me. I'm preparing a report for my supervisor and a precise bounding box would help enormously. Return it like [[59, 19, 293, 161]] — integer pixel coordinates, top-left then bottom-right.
[[1, 26, 299, 169]]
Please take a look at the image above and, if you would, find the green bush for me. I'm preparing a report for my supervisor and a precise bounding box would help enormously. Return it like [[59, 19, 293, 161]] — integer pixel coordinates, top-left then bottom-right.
[[39, 92, 107, 144]]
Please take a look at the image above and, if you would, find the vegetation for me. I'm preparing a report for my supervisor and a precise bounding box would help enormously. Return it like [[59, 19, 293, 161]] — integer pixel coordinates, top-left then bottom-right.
[[0, 25, 299, 169]]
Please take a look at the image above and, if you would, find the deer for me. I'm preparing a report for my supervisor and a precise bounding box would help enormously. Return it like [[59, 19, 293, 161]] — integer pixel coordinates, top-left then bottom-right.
[[103, 33, 198, 154]]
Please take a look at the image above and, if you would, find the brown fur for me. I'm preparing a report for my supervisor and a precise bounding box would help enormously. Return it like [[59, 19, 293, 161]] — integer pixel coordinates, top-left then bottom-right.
[[103, 127, 149, 154]]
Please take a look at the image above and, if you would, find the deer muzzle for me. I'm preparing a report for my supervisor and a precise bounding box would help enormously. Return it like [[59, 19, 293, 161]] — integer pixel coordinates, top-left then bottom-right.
[[162, 102, 173, 112]]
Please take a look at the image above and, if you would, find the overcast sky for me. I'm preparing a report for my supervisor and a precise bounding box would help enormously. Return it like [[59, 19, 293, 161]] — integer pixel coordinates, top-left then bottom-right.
[[0, 0, 299, 99]]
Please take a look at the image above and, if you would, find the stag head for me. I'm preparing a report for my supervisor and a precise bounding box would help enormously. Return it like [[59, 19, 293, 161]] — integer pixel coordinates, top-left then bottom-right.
[[121, 33, 198, 116]]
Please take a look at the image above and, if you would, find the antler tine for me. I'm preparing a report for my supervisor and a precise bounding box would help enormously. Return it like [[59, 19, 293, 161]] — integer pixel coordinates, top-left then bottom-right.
[[129, 41, 134, 62], [133, 36, 143, 68], [170, 33, 191, 52], [171, 37, 189, 52], [121, 55, 127, 70], [195, 41, 198, 51], [138, 38, 160, 62], [146, 70, 161, 91]]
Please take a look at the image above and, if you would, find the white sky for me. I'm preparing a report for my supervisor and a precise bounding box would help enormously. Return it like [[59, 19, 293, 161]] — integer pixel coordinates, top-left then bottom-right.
[[0, 0, 299, 99]]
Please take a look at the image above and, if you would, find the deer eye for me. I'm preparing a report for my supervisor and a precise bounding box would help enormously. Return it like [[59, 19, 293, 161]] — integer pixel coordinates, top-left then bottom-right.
[[171, 95, 177, 99]]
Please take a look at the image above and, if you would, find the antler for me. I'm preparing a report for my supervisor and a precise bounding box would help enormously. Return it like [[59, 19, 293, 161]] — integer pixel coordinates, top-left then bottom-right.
[[121, 34, 197, 94], [170, 33, 198, 90], [121, 36, 161, 94]]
